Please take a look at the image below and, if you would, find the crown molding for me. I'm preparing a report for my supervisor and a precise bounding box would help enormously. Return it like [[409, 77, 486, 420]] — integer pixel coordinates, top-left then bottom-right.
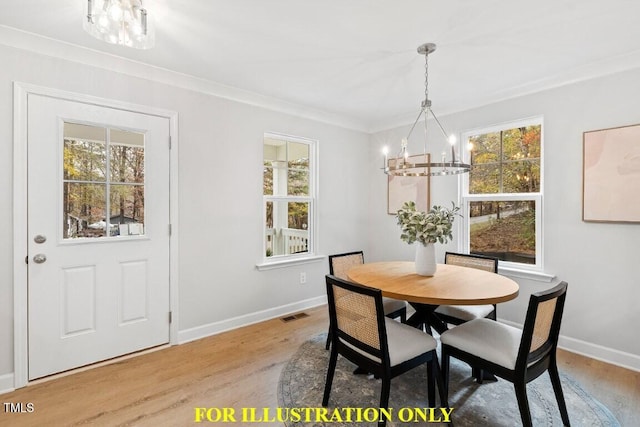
[[4, 24, 640, 136], [0, 24, 369, 133]]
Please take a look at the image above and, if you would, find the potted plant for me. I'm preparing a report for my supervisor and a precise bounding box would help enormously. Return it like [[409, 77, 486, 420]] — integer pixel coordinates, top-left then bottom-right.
[[396, 201, 460, 276]]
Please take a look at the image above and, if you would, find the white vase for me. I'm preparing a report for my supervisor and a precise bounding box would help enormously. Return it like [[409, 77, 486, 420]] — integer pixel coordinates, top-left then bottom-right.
[[415, 243, 437, 276]]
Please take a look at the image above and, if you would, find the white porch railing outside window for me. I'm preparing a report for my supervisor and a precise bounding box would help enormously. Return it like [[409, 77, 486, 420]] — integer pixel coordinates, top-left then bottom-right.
[[265, 228, 309, 256]]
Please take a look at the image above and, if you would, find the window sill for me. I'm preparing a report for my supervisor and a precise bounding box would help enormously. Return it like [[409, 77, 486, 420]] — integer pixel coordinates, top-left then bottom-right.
[[499, 266, 555, 283], [256, 255, 325, 271]]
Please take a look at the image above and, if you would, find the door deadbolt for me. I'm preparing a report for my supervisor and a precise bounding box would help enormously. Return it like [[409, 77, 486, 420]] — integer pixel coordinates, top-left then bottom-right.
[[33, 254, 47, 264]]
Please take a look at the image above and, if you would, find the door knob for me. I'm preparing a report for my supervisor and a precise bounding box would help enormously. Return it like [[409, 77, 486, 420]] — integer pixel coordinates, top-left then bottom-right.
[[34, 235, 47, 244], [33, 254, 47, 264]]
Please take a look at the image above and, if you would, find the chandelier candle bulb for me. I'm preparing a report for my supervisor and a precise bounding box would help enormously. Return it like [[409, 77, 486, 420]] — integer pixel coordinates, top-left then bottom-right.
[[382, 146, 389, 169], [383, 43, 470, 177], [449, 135, 457, 163]]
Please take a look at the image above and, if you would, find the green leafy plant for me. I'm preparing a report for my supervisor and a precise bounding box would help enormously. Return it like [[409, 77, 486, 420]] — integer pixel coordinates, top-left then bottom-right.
[[396, 201, 460, 245]]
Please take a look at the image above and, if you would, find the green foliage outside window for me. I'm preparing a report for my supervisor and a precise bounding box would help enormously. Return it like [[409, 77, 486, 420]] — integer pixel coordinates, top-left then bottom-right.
[[263, 136, 313, 258], [467, 124, 541, 265], [469, 125, 541, 195]]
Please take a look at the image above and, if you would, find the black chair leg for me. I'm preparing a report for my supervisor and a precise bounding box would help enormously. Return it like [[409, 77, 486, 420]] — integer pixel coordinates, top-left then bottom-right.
[[514, 381, 533, 427], [472, 365, 497, 383], [432, 354, 448, 408], [427, 360, 435, 407], [548, 360, 571, 426], [472, 366, 483, 383], [322, 349, 338, 406], [378, 378, 391, 427], [325, 329, 331, 350], [441, 348, 450, 401]]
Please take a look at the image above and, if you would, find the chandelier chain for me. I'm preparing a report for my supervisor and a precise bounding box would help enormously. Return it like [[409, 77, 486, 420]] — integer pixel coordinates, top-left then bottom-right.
[[382, 42, 470, 177], [423, 52, 429, 154], [424, 50, 429, 104]]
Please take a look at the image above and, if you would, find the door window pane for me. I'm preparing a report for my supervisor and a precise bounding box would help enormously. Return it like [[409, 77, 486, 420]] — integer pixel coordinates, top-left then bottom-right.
[[109, 130, 145, 183], [63, 124, 106, 181], [63, 183, 107, 238], [110, 184, 145, 235], [63, 123, 145, 239]]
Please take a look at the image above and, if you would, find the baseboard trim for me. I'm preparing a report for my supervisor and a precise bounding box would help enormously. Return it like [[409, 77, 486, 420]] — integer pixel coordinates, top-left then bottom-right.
[[3, 309, 637, 395], [0, 372, 15, 395], [177, 296, 327, 344], [557, 334, 640, 373], [499, 318, 640, 372]]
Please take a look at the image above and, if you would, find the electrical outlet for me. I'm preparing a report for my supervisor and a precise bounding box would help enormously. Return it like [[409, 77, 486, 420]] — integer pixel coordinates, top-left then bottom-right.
[[300, 272, 307, 284]]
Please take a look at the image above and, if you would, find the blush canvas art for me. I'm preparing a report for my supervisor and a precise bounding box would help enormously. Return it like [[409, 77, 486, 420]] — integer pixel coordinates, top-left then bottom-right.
[[583, 124, 640, 222]]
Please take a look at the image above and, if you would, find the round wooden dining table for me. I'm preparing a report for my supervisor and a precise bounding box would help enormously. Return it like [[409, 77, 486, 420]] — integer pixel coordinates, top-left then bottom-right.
[[347, 261, 519, 334]]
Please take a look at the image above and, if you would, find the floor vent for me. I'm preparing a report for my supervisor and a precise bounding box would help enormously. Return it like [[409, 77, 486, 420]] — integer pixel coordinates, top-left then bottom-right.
[[281, 312, 309, 322]]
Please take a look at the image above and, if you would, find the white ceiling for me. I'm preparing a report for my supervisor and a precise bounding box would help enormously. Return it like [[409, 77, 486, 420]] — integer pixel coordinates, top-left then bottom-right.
[[2, 0, 640, 131]]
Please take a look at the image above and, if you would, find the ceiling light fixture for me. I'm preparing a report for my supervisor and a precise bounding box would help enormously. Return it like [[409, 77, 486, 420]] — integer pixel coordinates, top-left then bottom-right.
[[84, 0, 155, 49], [383, 43, 470, 177]]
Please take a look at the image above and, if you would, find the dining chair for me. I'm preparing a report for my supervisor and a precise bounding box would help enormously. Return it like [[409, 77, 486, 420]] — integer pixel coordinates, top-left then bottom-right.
[[440, 281, 570, 427], [434, 252, 499, 325], [325, 251, 407, 349], [323, 274, 446, 427]]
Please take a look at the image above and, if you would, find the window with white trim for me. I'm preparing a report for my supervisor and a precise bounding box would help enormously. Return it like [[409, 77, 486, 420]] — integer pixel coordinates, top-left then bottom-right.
[[263, 133, 316, 261], [461, 117, 543, 270]]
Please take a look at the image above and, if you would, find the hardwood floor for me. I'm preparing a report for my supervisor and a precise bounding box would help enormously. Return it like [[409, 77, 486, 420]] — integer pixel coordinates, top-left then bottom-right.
[[555, 348, 639, 427], [1, 306, 638, 426]]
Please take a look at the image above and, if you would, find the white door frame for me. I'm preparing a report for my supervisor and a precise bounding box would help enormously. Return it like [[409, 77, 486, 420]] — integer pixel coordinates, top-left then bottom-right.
[[12, 82, 180, 388]]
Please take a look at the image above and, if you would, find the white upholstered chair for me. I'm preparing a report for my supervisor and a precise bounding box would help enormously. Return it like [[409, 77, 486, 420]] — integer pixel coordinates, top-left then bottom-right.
[[434, 252, 499, 325], [325, 251, 406, 349], [440, 282, 570, 427], [323, 274, 446, 427]]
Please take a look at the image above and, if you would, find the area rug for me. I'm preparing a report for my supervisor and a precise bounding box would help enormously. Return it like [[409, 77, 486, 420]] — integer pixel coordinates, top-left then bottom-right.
[[277, 334, 620, 426]]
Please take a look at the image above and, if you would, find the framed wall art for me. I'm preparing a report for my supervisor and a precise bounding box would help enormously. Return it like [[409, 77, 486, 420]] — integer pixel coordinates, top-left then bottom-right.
[[583, 123, 640, 222], [387, 154, 431, 215]]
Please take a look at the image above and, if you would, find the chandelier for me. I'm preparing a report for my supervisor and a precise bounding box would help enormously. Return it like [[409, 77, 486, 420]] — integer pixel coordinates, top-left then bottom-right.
[[383, 43, 470, 176], [84, 0, 155, 49]]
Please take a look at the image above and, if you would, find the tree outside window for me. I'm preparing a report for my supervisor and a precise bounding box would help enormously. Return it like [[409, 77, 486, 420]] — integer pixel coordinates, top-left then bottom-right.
[[263, 134, 315, 259], [63, 123, 145, 239], [463, 120, 542, 268]]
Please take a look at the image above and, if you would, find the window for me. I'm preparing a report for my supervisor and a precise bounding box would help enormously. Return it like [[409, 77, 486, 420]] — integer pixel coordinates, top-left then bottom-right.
[[63, 122, 145, 239], [461, 118, 543, 270], [263, 133, 316, 261]]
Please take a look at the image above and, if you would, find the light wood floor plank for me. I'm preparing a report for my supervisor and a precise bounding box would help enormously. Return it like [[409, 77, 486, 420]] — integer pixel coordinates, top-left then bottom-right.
[[1, 306, 637, 426]]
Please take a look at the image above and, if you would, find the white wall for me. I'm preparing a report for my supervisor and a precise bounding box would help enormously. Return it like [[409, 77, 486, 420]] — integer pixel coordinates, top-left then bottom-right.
[[368, 68, 640, 370], [2, 38, 639, 387], [0, 42, 372, 380]]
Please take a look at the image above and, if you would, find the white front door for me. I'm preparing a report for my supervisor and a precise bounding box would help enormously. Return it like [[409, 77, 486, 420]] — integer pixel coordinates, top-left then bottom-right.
[[27, 94, 171, 380]]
